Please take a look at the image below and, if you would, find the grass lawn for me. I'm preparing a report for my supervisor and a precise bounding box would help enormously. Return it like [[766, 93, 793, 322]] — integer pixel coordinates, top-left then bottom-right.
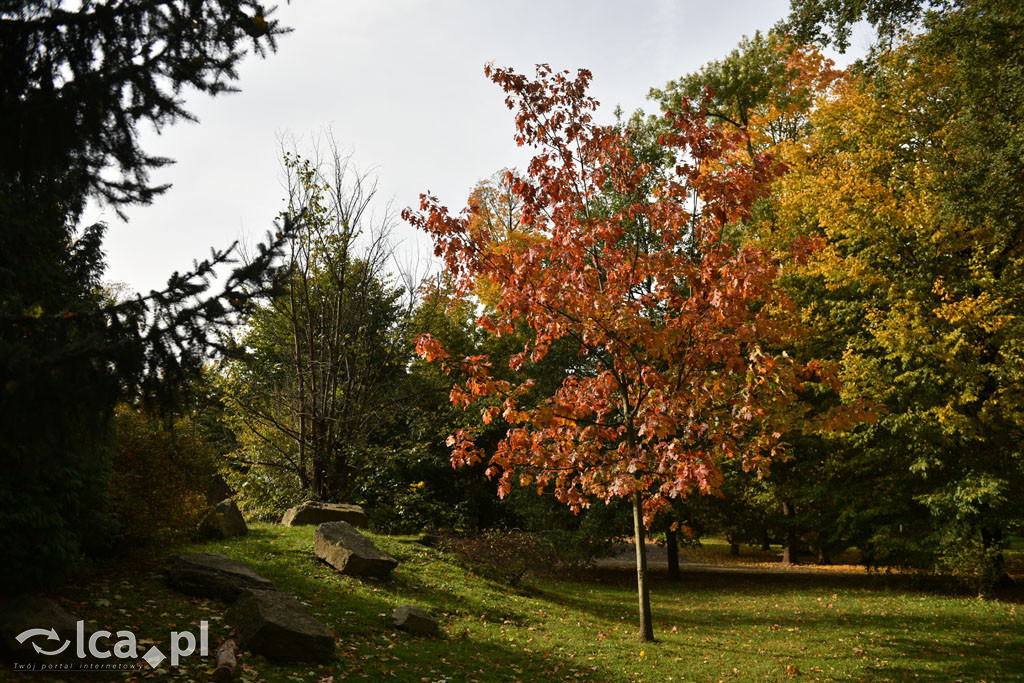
[[13, 524, 1023, 682]]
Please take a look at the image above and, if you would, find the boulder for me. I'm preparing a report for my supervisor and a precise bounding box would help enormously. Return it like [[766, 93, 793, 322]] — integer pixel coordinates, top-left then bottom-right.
[[0, 595, 99, 664], [196, 498, 248, 540], [226, 589, 334, 662], [391, 605, 438, 636], [163, 552, 273, 602], [314, 522, 398, 578], [281, 502, 368, 528]]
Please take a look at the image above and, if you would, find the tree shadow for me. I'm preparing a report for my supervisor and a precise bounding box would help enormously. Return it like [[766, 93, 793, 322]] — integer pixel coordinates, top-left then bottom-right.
[[216, 533, 610, 681], [28, 529, 1020, 682], [535, 564, 1022, 681], [14, 529, 614, 683]]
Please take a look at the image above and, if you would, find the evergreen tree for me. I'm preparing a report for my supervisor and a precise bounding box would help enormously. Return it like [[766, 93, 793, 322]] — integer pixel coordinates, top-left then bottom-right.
[[0, 0, 288, 589]]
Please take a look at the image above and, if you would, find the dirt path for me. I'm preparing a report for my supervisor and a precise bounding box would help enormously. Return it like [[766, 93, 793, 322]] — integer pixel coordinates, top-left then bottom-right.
[[593, 541, 872, 576]]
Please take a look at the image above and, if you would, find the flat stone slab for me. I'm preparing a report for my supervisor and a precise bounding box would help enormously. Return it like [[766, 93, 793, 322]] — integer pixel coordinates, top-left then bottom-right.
[[163, 552, 273, 602], [281, 502, 368, 528], [392, 604, 438, 636], [196, 498, 248, 540], [226, 589, 335, 662], [0, 595, 99, 664], [314, 521, 398, 578]]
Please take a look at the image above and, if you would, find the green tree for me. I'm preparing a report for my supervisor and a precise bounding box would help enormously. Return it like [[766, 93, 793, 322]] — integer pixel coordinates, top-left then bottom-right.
[[220, 151, 413, 512], [357, 282, 506, 534], [650, 30, 845, 164], [774, 0, 1024, 589], [0, 0, 287, 589], [652, 36, 864, 566], [782, 0, 941, 51]]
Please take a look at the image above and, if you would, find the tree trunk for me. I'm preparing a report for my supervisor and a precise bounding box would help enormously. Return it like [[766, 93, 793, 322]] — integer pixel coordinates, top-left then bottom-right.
[[729, 542, 740, 557], [633, 491, 655, 642], [665, 519, 680, 581], [781, 501, 796, 566], [817, 545, 831, 565], [310, 420, 327, 500], [760, 529, 771, 552], [981, 526, 1015, 589], [311, 445, 325, 501]]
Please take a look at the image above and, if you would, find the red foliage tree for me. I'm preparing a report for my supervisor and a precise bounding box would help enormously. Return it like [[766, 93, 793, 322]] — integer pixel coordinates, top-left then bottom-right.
[[404, 64, 818, 641]]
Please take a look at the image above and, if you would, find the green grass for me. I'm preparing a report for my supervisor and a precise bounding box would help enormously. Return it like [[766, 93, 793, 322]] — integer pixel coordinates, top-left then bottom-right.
[[17, 524, 1024, 682]]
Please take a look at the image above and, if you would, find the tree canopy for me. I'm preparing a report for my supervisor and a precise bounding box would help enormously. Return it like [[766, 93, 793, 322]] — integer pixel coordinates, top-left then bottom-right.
[[0, 0, 288, 589], [405, 62, 837, 639]]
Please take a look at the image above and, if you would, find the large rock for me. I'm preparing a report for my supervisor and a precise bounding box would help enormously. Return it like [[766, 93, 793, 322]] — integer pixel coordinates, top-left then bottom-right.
[[196, 498, 248, 540], [226, 589, 334, 662], [281, 502, 368, 528], [314, 521, 398, 578], [391, 605, 438, 636], [0, 595, 99, 665], [163, 552, 273, 602]]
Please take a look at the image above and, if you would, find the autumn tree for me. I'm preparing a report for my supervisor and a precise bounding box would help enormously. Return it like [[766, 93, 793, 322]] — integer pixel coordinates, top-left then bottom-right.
[[405, 64, 818, 640], [651, 35, 861, 565], [702, 0, 1024, 587], [772, 0, 1024, 590]]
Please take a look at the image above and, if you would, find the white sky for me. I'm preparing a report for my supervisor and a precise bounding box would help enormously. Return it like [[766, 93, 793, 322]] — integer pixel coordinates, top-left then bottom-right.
[[90, 0, 870, 294]]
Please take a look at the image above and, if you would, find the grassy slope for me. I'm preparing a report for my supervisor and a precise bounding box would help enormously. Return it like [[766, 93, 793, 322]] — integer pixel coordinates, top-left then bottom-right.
[[17, 524, 1024, 683]]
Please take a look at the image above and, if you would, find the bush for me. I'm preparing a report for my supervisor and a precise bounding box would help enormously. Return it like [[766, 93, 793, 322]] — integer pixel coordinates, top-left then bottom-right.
[[0, 438, 113, 592], [936, 531, 1007, 597], [364, 476, 468, 534], [106, 406, 219, 546], [498, 487, 627, 567], [439, 530, 563, 587], [221, 463, 306, 522], [354, 442, 500, 534]]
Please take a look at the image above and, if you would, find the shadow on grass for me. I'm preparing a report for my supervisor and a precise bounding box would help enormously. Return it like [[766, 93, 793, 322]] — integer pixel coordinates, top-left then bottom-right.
[[192, 526, 600, 682], [0, 526, 614, 683], [536, 564, 1023, 681], [17, 526, 1021, 682]]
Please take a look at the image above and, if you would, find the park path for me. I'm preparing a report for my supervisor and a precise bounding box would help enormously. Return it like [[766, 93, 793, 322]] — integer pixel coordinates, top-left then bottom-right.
[[592, 541, 870, 576]]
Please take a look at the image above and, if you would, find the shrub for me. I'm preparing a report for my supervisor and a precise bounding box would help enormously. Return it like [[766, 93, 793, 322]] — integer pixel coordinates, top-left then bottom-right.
[[936, 530, 1007, 597], [106, 406, 219, 546], [439, 530, 562, 587], [221, 463, 305, 522], [0, 437, 113, 592]]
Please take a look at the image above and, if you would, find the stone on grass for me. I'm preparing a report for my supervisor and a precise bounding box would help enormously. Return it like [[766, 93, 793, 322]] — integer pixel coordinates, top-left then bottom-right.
[[314, 521, 398, 578], [163, 552, 273, 602], [281, 502, 368, 528], [196, 498, 248, 540], [226, 589, 334, 662], [391, 605, 438, 636], [0, 595, 99, 664]]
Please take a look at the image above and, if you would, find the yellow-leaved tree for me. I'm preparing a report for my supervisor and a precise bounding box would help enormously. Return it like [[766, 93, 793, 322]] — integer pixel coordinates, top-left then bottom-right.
[[773, 4, 1024, 590]]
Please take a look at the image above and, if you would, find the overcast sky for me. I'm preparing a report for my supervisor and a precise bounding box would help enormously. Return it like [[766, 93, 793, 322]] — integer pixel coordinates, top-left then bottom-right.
[[89, 0, 870, 294]]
